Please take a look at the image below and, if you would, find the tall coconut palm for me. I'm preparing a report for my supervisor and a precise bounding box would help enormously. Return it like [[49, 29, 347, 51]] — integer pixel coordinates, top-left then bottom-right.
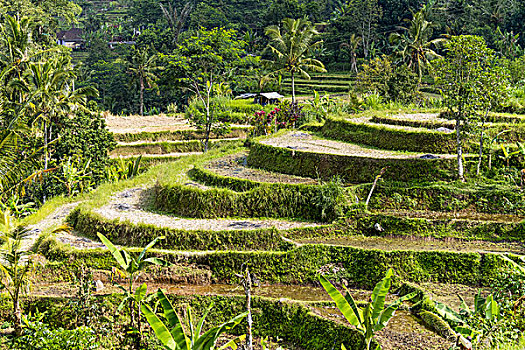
[[340, 34, 361, 74], [159, 1, 193, 45], [128, 48, 160, 116], [28, 57, 96, 170], [389, 9, 445, 82], [264, 18, 326, 104]]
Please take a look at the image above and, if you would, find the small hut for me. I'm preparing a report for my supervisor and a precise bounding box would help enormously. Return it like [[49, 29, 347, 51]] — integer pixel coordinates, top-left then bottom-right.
[[57, 28, 84, 49], [254, 92, 284, 106]]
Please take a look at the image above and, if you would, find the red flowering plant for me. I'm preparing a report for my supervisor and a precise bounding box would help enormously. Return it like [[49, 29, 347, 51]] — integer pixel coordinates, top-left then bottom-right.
[[250, 108, 278, 136], [276, 101, 304, 128], [250, 102, 304, 136]]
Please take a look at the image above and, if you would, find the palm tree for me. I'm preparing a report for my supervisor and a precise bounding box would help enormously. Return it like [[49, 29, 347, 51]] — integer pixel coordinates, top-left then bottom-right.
[[389, 9, 445, 82], [28, 58, 95, 170], [159, 1, 193, 45], [264, 18, 326, 104], [0, 210, 33, 336], [340, 34, 361, 74], [128, 48, 160, 116]]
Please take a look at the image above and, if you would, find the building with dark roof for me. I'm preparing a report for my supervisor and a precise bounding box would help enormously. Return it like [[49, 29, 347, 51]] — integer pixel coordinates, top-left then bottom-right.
[[57, 28, 84, 49]]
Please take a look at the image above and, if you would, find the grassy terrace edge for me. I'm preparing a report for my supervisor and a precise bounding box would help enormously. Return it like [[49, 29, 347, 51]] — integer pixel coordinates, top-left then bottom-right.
[[246, 137, 460, 182], [321, 116, 458, 154], [154, 165, 345, 222], [112, 126, 250, 143], [38, 236, 509, 288], [67, 206, 297, 252], [359, 182, 525, 215]]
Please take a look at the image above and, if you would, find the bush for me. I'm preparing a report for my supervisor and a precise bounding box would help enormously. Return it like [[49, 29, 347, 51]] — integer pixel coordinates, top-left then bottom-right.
[[357, 56, 420, 103], [11, 321, 99, 350]]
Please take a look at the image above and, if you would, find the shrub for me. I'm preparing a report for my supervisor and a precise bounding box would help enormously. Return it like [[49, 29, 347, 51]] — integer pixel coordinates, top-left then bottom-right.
[[357, 56, 419, 103], [11, 321, 99, 350]]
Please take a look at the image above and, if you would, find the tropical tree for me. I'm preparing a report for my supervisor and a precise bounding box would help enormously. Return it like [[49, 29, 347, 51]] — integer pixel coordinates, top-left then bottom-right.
[[389, 8, 445, 82], [265, 18, 326, 103], [475, 62, 510, 175], [0, 210, 33, 336], [159, 1, 193, 44], [142, 288, 247, 350], [342, 0, 382, 58], [28, 57, 96, 170], [340, 34, 361, 73], [434, 36, 499, 181], [171, 27, 248, 151], [319, 268, 417, 350], [127, 48, 161, 116], [97, 233, 168, 350]]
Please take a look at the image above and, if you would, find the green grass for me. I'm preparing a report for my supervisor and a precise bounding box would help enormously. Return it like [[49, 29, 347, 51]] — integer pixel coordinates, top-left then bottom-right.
[[22, 146, 245, 229]]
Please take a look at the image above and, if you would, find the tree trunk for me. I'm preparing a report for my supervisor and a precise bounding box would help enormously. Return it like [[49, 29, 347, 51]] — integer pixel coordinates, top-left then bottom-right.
[[456, 117, 464, 181], [140, 76, 144, 116], [245, 269, 253, 350], [365, 336, 373, 350], [476, 116, 487, 176], [44, 121, 48, 170], [351, 53, 358, 73], [204, 91, 211, 153], [291, 73, 296, 104], [14, 294, 22, 337]]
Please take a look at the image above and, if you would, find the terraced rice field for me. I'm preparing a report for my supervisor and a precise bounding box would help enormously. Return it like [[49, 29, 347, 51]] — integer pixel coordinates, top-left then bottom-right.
[[24, 110, 525, 349]]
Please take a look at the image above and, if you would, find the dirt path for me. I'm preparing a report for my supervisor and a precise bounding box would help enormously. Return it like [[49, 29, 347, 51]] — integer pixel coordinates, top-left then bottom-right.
[[95, 187, 322, 231], [23, 202, 104, 251], [262, 132, 456, 159], [105, 114, 191, 134], [297, 235, 525, 254], [203, 152, 318, 185], [378, 209, 525, 223], [110, 152, 202, 159], [105, 114, 251, 134]]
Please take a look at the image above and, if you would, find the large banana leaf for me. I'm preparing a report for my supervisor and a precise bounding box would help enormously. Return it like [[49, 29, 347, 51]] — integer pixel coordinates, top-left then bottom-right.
[[156, 289, 190, 349], [434, 300, 463, 324], [371, 268, 393, 321], [134, 283, 147, 302], [138, 236, 165, 262], [97, 233, 129, 271], [474, 290, 486, 314], [192, 312, 248, 350], [218, 335, 246, 350], [141, 303, 180, 350], [319, 275, 360, 327], [484, 295, 499, 321], [194, 302, 214, 343], [375, 292, 417, 331]]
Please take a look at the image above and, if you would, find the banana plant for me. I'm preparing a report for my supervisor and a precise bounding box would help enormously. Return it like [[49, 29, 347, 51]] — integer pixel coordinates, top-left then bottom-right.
[[319, 268, 417, 350], [97, 233, 168, 349], [434, 291, 501, 348], [142, 288, 247, 350], [499, 142, 524, 169]]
